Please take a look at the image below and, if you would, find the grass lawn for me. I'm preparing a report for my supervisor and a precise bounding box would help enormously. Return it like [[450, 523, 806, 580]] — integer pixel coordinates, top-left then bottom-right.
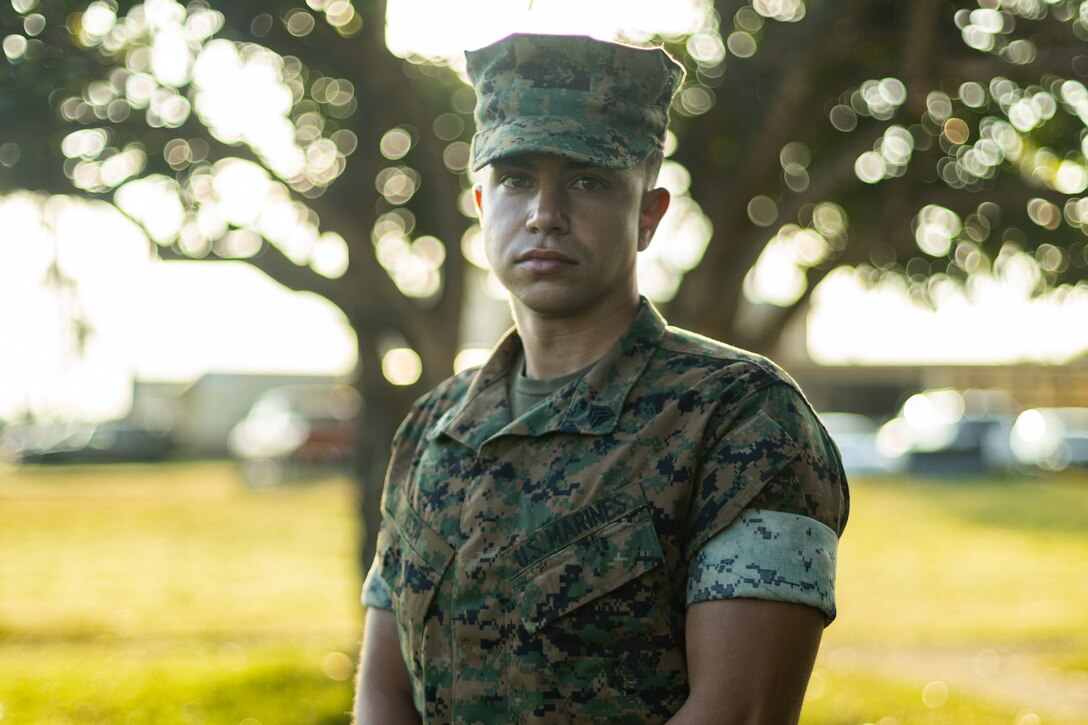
[[1, 462, 1087, 724], [808, 473, 1088, 724], [0, 462, 362, 724]]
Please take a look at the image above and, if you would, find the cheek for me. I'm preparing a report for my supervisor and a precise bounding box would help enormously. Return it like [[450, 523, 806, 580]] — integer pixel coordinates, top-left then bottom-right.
[[481, 202, 523, 254], [595, 208, 641, 251], [481, 227, 510, 275], [480, 196, 518, 232], [483, 238, 500, 268]]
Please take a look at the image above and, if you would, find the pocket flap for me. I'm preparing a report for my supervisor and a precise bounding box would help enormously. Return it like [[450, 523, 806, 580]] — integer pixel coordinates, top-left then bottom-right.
[[385, 487, 455, 573], [378, 492, 454, 628], [512, 507, 665, 634]]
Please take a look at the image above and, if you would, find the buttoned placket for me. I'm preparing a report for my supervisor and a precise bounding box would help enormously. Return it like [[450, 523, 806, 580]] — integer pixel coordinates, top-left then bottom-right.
[[426, 299, 669, 718]]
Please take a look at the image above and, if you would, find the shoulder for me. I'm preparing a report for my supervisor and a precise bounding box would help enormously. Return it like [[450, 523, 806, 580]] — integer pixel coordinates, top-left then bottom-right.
[[660, 325, 792, 375], [641, 324, 802, 403], [427, 367, 478, 409], [645, 325, 848, 535]]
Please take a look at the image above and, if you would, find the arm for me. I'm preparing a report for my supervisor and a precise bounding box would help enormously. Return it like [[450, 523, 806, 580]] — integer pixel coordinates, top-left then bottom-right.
[[666, 598, 823, 725], [353, 608, 421, 725], [667, 381, 844, 723]]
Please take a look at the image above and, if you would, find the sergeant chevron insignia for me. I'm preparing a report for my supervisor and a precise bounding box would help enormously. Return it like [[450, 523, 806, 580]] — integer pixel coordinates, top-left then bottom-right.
[[587, 404, 614, 426]]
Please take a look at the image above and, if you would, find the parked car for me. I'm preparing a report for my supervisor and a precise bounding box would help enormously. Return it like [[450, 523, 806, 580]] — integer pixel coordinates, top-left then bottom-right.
[[0, 417, 175, 465], [228, 383, 361, 487], [875, 388, 1014, 475], [819, 412, 900, 475], [1009, 407, 1088, 472]]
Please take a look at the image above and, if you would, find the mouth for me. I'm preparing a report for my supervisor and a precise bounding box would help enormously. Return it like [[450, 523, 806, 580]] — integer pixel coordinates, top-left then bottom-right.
[[517, 248, 577, 264], [516, 248, 578, 274]]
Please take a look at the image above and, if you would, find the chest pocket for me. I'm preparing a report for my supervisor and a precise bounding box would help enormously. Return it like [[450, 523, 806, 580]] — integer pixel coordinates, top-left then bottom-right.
[[507, 483, 666, 634], [376, 490, 454, 673]]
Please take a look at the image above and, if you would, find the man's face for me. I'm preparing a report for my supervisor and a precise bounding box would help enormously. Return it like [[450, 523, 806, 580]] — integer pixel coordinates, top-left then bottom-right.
[[473, 153, 668, 320]]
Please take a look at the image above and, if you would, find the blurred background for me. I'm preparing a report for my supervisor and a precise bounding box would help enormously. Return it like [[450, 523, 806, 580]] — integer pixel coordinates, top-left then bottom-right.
[[2, 0, 1088, 722]]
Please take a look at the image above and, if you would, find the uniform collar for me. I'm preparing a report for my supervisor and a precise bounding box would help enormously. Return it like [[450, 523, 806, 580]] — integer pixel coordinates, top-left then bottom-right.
[[435, 298, 668, 452]]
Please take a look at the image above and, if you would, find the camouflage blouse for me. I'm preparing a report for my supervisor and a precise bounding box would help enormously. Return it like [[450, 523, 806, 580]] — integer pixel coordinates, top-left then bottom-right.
[[364, 300, 849, 723]]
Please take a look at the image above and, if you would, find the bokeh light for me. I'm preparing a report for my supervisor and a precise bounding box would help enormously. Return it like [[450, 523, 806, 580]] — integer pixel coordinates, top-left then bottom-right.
[[752, 0, 805, 23], [380, 128, 413, 160], [637, 163, 712, 303], [914, 206, 961, 257], [744, 224, 832, 306], [4, 0, 1088, 401], [381, 347, 422, 386], [453, 347, 491, 374]]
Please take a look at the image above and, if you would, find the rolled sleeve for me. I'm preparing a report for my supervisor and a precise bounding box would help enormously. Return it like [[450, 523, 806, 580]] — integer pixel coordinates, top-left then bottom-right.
[[686, 508, 839, 623], [361, 562, 394, 610]]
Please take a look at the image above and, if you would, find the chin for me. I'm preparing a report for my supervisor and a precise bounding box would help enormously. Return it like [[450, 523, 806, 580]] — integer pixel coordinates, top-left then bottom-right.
[[515, 289, 637, 322], [511, 290, 589, 318]]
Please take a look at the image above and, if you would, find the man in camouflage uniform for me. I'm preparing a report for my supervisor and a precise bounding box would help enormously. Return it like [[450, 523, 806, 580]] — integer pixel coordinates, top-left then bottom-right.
[[354, 34, 848, 724]]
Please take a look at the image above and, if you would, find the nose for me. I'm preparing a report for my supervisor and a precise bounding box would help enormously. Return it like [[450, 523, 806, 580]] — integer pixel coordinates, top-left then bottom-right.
[[526, 182, 569, 235]]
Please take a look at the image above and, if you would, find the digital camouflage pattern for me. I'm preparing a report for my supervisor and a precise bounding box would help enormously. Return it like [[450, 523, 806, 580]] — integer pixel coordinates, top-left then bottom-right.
[[367, 300, 849, 723], [686, 508, 839, 618], [465, 34, 684, 172]]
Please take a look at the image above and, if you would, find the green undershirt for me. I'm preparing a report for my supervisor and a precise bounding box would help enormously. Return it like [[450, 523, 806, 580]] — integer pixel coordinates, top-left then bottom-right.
[[507, 352, 594, 419]]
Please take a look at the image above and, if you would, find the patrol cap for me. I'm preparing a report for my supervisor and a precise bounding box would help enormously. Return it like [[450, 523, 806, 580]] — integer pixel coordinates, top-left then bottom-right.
[[465, 33, 684, 172]]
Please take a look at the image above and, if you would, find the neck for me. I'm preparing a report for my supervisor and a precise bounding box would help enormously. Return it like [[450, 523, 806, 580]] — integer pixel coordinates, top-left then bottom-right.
[[513, 295, 640, 379]]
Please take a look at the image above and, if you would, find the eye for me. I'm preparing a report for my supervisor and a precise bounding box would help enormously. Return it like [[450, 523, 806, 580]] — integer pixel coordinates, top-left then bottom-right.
[[571, 176, 605, 191], [500, 173, 532, 189]]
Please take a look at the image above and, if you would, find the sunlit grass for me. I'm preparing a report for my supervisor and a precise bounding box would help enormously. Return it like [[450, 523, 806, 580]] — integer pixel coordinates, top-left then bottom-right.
[[2, 463, 1087, 724], [802, 667, 1036, 725], [0, 462, 361, 724], [832, 475, 1088, 645], [809, 473, 1088, 725], [0, 462, 361, 640], [0, 641, 354, 725]]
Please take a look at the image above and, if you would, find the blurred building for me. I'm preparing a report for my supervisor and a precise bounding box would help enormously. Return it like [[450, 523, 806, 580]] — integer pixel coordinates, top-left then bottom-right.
[[791, 359, 1088, 418], [772, 315, 1088, 419], [115, 309, 1088, 459], [134, 373, 347, 457]]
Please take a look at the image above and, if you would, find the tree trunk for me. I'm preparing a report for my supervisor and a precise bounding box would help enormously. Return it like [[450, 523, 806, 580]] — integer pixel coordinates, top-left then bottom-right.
[[352, 326, 427, 573]]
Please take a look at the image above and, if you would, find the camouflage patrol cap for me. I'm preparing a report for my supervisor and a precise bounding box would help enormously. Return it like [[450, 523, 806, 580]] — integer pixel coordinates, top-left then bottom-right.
[[465, 34, 684, 171]]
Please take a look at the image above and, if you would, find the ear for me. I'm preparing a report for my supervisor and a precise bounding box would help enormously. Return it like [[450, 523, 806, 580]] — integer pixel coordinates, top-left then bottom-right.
[[472, 183, 484, 218], [637, 187, 670, 252]]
